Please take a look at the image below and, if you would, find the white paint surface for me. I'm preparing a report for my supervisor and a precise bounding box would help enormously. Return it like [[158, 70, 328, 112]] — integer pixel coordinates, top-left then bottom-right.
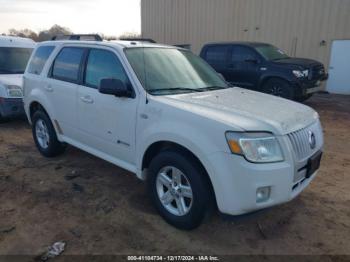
[[327, 40, 350, 95]]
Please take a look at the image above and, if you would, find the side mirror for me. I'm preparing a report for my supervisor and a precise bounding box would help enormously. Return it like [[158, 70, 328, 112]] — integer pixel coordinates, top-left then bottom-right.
[[245, 58, 259, 64], [99, 78, 132, 98]]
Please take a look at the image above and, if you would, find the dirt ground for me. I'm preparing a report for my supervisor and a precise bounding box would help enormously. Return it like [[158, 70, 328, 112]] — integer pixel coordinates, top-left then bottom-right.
[[0, 93, 349, 257]]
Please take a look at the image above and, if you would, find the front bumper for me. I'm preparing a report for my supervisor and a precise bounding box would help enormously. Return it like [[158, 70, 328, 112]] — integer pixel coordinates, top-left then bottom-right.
[[206, 142, 321, 216], [0, 97, 25, 118], [295, 74, 329, 96]]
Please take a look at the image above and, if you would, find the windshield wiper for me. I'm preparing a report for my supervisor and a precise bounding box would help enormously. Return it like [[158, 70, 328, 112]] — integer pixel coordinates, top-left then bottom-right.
[[149, 87, 204, 94], [199, 86, 229, 91]]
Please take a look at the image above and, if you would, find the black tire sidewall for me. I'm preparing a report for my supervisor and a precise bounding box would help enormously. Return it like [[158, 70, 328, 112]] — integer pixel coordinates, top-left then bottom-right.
[[263, 78, 294, 100], [32, 111, 64, 157], [148, 150, 210, 230]]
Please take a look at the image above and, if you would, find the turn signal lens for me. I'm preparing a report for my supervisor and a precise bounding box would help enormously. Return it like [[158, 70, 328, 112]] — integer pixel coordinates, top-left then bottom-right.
[[228, 140, 242, 154]]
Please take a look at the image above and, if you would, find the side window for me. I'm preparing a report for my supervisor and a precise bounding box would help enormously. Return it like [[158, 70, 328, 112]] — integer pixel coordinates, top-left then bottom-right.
[[205, 46, 229, 64], [231, 46, 257, 62], [28, 46, 55, 75], [52, 47, 85, 82], [84, 49, 129, 88]]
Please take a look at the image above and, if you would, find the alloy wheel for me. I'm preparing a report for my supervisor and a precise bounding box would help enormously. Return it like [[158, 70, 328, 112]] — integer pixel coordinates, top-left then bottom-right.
[[35, 119, 50, 149], [156, 166, 193, 216]]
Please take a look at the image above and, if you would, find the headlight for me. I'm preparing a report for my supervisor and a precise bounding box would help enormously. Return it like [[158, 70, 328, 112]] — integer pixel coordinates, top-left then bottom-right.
[[225, 132, 284, 163], [6, 85, 23, 97], [293, 70, 309, 78]]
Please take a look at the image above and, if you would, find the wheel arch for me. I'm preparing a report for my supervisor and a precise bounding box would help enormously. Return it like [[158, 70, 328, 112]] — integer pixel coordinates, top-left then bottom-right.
[[28, 100, 63, 139], [29, 101, 49, 121], [141, 140, 217, 209]]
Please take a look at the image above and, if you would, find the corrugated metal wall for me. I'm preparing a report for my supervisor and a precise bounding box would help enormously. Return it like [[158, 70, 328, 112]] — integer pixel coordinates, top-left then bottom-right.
[[141, 0, 350, 68]]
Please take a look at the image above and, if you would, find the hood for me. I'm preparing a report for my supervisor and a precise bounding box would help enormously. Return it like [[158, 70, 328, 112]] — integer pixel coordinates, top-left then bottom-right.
[[0, 74, 23, 88], [160, 88, 318, 135], [273, 57, 322, 69]]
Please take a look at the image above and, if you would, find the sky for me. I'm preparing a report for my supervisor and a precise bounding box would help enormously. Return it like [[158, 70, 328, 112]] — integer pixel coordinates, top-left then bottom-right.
[[0, 0, 141, 36]]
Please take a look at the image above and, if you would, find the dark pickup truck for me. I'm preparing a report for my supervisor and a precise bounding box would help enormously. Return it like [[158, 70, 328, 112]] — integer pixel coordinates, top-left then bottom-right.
[[200, 42, 328, 101]]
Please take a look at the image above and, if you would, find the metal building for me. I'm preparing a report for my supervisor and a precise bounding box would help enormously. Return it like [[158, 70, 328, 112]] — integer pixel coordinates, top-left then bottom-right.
[[141, 0, 350, 94]]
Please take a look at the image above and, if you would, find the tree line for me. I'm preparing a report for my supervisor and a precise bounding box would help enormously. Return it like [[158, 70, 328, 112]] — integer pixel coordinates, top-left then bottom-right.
[[3, 24, 141, 42]]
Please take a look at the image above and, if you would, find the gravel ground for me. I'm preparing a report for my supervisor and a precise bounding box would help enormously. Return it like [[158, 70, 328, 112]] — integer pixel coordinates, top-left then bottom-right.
[[0, 93, 349, 257]]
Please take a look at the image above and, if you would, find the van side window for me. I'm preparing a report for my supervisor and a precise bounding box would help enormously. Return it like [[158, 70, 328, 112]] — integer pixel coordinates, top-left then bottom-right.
[[231, 46, 257, 62], [205, 46, 229, 64], [52, 47, 85, 82], [84, 49, 129, 88], [28, 46, 55, 75]]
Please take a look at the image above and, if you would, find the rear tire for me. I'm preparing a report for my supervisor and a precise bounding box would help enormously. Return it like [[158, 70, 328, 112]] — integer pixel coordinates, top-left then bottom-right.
[[147, 150, 211, 230], [32, 110, 66, 158], [262, 78, 295, 100]]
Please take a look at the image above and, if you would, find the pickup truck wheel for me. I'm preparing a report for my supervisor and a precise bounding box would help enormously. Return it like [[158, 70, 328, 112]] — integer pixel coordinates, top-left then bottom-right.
[[262, 78, 294, 100], [148, 151, 210, 230], [32, 110, 66, 158]]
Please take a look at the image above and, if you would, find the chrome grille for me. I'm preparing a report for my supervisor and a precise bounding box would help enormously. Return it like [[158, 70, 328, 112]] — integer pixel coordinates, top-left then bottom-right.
[[288, 120, 323, 161]]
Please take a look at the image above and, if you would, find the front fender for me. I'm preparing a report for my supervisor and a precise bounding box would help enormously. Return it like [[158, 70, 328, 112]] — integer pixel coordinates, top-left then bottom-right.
[[136, 118, 228, 181]]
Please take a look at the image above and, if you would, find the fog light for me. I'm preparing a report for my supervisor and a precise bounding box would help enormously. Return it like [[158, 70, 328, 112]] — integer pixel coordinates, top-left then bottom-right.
[[256, 187, 271, 203]]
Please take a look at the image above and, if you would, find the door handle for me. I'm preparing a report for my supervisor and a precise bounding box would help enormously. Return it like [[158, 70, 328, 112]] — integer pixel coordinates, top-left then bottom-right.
[[80, 96, 94, 104], [44, 85, 53, 92]]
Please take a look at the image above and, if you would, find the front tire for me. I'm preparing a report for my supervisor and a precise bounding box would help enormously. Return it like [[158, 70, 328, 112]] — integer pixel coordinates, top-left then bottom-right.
[[32, 110, 66, 157], [262, 78, 295, 100], [148, 150, 211, 230]]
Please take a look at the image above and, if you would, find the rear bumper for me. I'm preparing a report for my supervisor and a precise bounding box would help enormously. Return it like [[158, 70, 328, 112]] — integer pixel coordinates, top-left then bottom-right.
[[0, 97, 25, 118]]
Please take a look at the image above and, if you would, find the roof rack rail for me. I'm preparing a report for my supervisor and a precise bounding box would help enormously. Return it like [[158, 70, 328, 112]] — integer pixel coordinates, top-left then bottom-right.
[[51, 34, 103, 41], [119, 38, 156, 43]]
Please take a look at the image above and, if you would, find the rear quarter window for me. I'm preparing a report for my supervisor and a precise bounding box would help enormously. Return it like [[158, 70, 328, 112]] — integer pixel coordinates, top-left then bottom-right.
[[27, 46, 55, 75]]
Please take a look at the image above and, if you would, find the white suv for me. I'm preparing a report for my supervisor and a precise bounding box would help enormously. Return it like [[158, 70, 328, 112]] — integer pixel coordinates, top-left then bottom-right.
[[0, 36, 35, 121], [23, 39, 324, 229]]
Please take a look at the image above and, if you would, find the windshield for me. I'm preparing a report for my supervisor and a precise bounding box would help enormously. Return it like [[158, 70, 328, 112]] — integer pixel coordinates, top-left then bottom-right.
[[256, 45, 289, 61], [0, 47, 33, 74], [125, 47, 228, 95]]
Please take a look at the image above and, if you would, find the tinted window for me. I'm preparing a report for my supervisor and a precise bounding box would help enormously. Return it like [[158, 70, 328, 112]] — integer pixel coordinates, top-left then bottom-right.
[[85, 49, 128, 88], [231, 46, 257, 62], [52, 47, 85, 82], [205, 46, 229, 64], [28, 46, 55, 75], [0, 47, 33, 74]]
